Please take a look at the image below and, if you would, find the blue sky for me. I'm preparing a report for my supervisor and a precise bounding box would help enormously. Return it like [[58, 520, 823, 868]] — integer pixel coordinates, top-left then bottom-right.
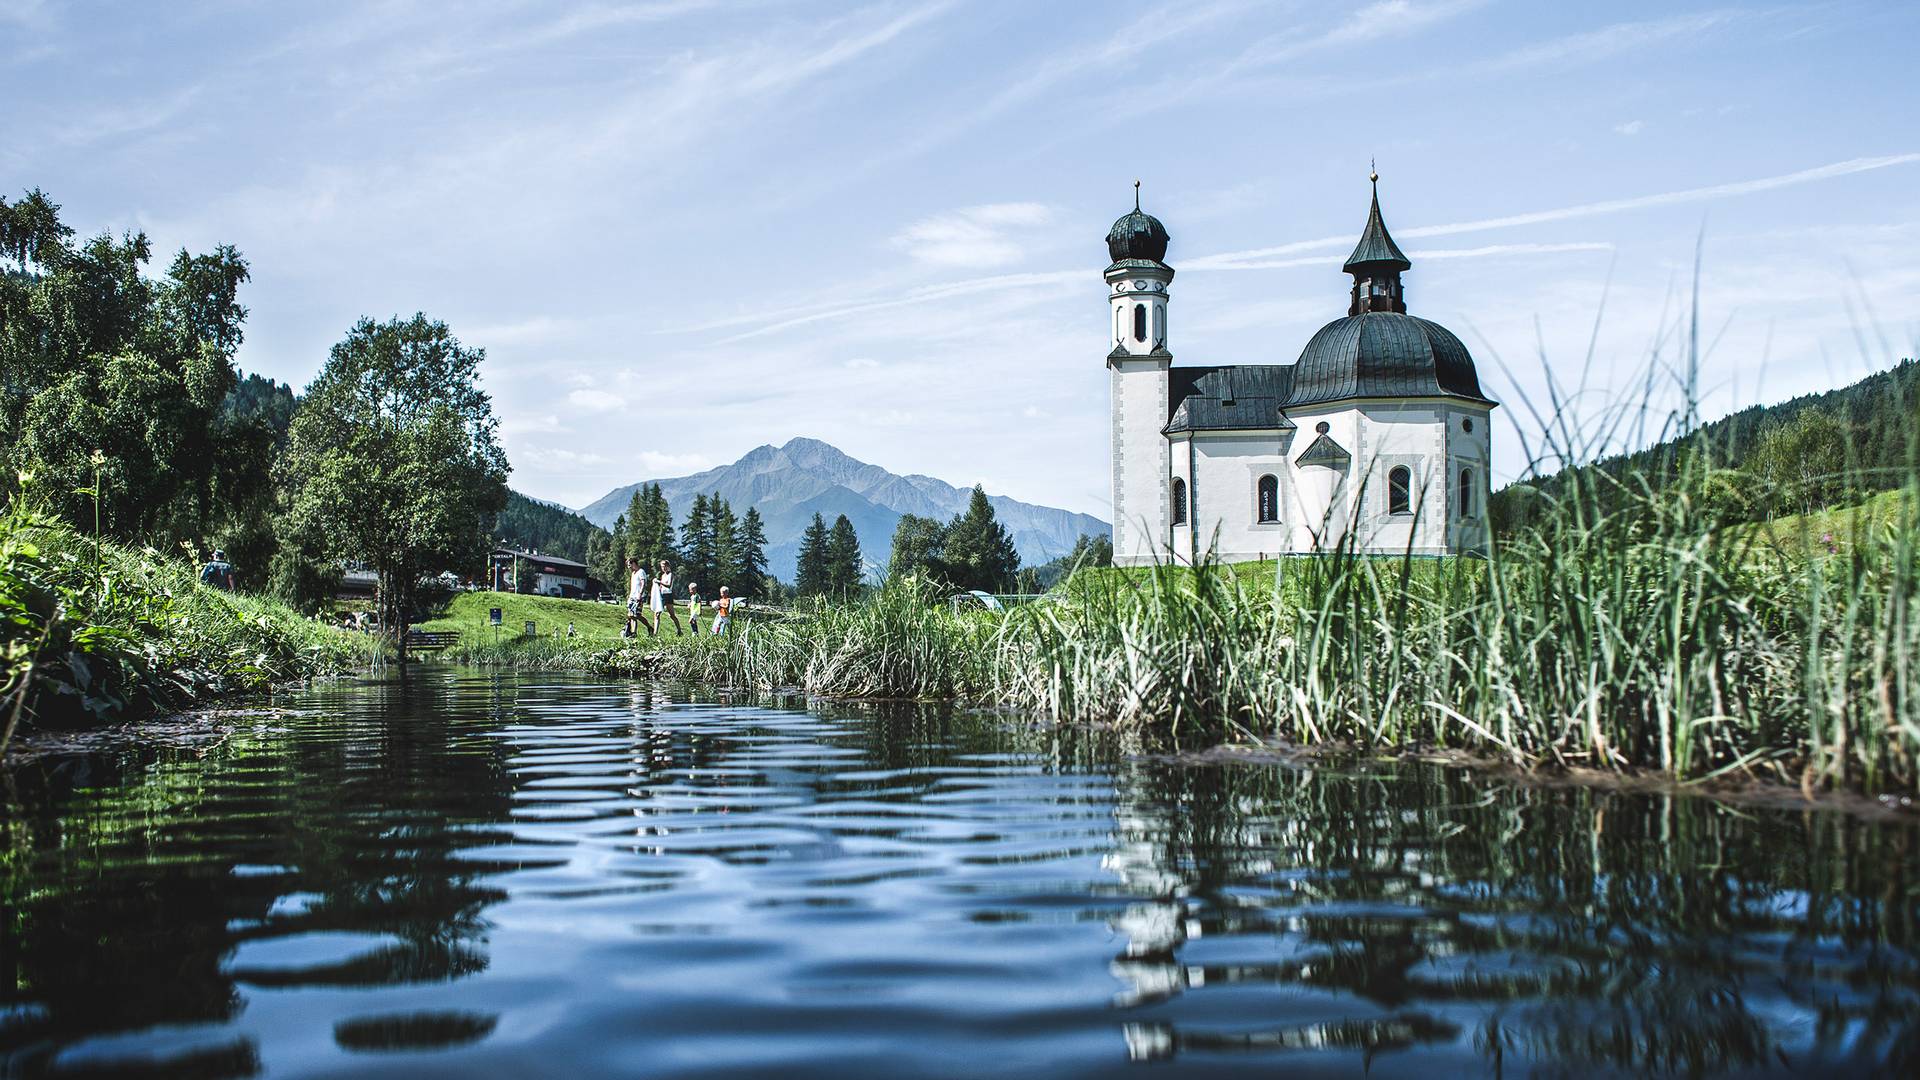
[[7, 0, 1917, 516]]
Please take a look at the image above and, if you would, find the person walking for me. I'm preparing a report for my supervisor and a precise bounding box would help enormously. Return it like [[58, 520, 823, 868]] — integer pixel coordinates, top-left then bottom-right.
[[686, 582, 703, 635], [200, 548, 235, 591], [710, 586, 732, 636], [651, 560, 683, 636], [624, 557, 651, 638]]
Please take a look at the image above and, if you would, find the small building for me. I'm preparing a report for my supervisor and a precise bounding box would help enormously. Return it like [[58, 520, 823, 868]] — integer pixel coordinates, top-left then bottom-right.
[[1105, 176, 1496, 564], [490, 548, 599, 597]]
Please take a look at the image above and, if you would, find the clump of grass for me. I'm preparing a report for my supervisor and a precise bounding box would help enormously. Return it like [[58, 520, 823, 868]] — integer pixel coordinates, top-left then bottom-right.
[[0, 483, 360, 749]]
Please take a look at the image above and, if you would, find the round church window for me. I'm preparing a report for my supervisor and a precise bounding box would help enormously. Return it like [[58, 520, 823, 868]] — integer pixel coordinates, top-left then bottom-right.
[[1315, 421, 1330, 434], [1462, 418, 1474, 433]]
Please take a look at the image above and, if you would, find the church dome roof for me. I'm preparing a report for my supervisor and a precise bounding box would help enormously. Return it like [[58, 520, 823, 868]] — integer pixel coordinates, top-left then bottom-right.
[[1286, 312, 1493, 408], [1106, 208, 1170, 264]]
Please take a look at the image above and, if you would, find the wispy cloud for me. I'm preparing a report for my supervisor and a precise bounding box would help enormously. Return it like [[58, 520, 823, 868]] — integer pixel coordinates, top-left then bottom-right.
[[891, 202, 1052, 268], [1614, 119, 1645, 136], [1194, 153, 1920, 267], [1467, 10, 1737, 75]]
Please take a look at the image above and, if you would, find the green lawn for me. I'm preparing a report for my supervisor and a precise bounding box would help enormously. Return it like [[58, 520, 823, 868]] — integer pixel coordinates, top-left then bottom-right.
[[416, 591, 657, 643], [1754, 488, 1914, 548]]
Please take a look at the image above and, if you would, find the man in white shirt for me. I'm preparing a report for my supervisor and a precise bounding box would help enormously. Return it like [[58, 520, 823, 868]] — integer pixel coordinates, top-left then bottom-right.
[[624, 557, 650, 638]]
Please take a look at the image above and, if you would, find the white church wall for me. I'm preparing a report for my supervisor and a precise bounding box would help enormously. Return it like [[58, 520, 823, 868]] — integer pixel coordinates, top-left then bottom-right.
[[1444, 404, 1494, 554], [1110, 358, 1170, 566], [1352, 401, 1450, 555], [1185, 432, 1294, 560]]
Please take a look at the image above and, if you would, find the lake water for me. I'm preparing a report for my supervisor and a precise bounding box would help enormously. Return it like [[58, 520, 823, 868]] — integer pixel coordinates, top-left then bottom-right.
[[2, 670, 1917, 1077]]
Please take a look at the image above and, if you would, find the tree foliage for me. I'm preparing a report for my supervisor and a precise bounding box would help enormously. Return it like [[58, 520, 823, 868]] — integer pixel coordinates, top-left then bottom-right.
[[1, 188, 253, 545], [795, 513, 832, 597], [825, 514, 864, 596], [277, 315, 509, 651]]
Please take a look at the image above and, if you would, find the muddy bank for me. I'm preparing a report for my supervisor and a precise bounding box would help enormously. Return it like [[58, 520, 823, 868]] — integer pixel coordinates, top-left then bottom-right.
[[1170, 738, 1920, 824]]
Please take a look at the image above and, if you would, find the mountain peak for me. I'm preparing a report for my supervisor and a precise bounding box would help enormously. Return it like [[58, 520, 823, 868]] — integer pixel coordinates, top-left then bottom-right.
[[576, 438, 1109, 581]]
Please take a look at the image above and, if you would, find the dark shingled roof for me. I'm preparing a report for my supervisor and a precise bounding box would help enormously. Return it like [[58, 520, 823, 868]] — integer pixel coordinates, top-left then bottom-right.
[[1284, 312, 1493, 409], [1163, 365, 1296, 433], [1343, 188, 1410, 272]]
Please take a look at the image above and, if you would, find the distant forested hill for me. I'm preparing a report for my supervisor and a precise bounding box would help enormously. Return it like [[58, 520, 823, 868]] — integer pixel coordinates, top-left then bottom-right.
[[491, 491, 610, 563], [1495, 358, 1918, 526]]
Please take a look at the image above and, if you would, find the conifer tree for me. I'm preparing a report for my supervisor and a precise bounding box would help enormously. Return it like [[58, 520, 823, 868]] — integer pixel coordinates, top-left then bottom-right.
[[825, 514, 863, 596], [635, 484, 671, 566], [736, 507, 770, 596], [710, 495, 739, 596], [943, 485, 1020, 592], [622, 489, 646, 561], [680, 493, 713, 586], [795, 513, 831, 597]]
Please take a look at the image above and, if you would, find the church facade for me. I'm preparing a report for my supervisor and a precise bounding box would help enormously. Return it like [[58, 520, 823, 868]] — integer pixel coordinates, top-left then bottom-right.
[[1106, 180, 1496, 565]]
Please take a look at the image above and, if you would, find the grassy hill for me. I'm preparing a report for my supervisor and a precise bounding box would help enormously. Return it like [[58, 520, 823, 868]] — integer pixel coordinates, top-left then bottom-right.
[[1494, 357, 1918, 528]]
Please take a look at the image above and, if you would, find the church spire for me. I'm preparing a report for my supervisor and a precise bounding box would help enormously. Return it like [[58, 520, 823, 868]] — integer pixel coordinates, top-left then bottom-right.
[[1344, 168, 1409, 315]]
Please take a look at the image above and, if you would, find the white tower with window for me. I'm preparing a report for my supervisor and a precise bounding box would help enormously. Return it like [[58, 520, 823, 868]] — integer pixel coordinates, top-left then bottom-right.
[[1106, 183, 1175, 566]]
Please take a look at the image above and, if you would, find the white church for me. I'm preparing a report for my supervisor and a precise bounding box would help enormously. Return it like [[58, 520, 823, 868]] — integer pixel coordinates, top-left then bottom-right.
[[1106, 178, 1496, 565]]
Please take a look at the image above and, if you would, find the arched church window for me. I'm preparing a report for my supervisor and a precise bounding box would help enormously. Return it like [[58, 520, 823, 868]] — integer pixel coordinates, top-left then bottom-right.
[[1170, 477, 1187, 525], [1388, 466, 1411, 515], [1458, 467, 1474, 518], [1152, 303, 1165, 344], [1256, 475, 1278, 523], [1116, 306, 1124, 343], [1133, 303, 1147, 342]]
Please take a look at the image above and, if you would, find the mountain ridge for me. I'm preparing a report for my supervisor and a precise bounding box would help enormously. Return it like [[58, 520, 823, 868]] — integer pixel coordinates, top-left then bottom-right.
[[577, 438, 1109, 581]]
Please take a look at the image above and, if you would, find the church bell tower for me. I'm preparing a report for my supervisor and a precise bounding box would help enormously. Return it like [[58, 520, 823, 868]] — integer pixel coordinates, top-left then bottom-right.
[[1105, 182, 1174, 566]]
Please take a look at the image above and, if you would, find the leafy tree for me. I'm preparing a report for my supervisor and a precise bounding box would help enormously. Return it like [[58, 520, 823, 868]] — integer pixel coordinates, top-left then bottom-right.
[[942, 485, 1019, 592], [2, 188, 252, 544], [888, 514, 948, 583], [735, 507, 770, 597], [1750, 407, 1852, 517], [278, 315, 509, 657], [795, 513, 831, 597], [825, 514, 863, 595]]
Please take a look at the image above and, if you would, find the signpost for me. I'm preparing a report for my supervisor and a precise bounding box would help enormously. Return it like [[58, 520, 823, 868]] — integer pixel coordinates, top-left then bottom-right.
[[524, 620, 536, 639], [490, 607, 502, 647]]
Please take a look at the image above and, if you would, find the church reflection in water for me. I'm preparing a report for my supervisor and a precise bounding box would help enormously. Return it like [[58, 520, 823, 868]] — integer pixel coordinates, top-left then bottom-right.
[[1100, 754, 1920, 1073]]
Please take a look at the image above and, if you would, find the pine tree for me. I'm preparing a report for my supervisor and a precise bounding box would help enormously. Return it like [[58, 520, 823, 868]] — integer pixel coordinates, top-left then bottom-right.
[[643, 484, 676, 567], [622, 490, 646, 561], [736, 507, 770, 596], [943, 485, 1019, 592], [795, 512, 831, 597], [681, 493, 713, 587], [710, 495, 739, 597], [825, 514, 863, 596]]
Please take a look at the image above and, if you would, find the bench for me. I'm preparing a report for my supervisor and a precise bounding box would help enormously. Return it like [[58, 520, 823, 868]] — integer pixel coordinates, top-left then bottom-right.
[[403, 630, 461, 653]]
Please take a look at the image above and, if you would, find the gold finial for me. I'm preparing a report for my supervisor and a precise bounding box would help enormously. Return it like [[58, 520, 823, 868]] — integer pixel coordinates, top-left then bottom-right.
[[1369, 158, 1379, 185], [1134, 179, 1141, 211]]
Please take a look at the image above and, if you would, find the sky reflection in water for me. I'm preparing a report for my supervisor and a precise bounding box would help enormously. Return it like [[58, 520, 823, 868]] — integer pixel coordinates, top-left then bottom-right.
[[2, 671, 1917, 1077]]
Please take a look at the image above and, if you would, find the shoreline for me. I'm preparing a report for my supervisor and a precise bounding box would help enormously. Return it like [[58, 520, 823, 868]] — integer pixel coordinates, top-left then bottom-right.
[[10, 664, 1917, 827]]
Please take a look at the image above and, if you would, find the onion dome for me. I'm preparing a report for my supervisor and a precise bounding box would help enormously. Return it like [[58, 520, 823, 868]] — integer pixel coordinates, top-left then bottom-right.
[[1285, 312, 1493, 409], [1107, 181, 1170, 264]]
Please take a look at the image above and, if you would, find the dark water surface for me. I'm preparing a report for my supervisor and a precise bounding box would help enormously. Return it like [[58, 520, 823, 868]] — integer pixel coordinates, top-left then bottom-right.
[[3, 671, 1918, 1077]]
